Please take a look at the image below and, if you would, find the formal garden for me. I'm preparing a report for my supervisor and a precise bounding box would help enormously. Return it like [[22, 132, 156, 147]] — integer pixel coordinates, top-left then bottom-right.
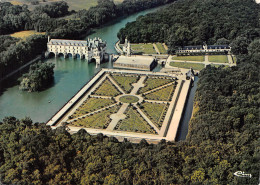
[[155, 43, 168, 54], [143, 85, 176, 101], [68, 105, 121, 129], [138, 76, 175, 94], [115, 106, 157, 134], [92, 77, 122, 96], [130, 43, 157, 54], [138, 102, 169, 128], [68, 97, 116, 119], [170, 62, 205, 71], [63, 72, 180, 136], [172, 55, 205, 62], [111, 74, 140, 93], [119, 95, 139, 103], [208, 55, 229, 63]]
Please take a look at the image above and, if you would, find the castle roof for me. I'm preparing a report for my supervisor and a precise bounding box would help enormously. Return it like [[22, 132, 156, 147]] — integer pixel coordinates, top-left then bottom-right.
[[48, 38, 106, 48]]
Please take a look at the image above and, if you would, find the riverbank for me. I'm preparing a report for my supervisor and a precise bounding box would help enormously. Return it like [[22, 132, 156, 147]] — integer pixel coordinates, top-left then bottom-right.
[[0, 55, 41, 83]]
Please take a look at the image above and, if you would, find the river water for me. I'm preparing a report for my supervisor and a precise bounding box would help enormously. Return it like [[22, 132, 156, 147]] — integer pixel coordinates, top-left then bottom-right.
[[0, 5, 196, 141]]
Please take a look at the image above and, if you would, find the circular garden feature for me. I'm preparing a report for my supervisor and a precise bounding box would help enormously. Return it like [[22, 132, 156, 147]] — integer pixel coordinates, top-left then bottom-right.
[[119, 95, 139, 103]]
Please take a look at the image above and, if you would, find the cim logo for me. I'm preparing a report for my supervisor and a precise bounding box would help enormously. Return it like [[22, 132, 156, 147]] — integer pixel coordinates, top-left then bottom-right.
[[234, 171, 252, 178]]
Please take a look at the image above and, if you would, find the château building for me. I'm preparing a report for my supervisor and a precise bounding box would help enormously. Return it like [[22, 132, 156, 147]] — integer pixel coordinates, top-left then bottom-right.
[[176, 43, 231, 55], [46, 37, 107, 64]]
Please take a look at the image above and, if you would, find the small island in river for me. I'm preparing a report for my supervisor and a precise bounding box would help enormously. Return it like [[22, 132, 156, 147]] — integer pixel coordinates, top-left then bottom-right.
[[19, 62, 55, 92]]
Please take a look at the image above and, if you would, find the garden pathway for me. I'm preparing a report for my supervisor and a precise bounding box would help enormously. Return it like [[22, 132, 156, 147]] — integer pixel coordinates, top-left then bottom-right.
[[145, 100, 168, 104], [90, 95, 112, 99], [107, 103, 128, 131], [130, 76, 146, 95], [153, 43, 160, 54]]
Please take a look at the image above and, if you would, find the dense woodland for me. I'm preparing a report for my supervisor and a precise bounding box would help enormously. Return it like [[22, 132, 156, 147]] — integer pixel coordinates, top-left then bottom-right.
[[0, 0, 175, 79], [0, 0, 259, 184], [118, 0, 260, 53], [19, 62, 55, 92]]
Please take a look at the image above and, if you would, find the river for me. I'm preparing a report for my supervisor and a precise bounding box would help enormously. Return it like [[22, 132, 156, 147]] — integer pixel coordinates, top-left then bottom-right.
[[0, 5, 196, 141]]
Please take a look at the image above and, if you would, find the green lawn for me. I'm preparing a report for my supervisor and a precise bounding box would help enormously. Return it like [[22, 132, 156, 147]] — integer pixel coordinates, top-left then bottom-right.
[[111, 74, 139, 93], [68, 105, 120, 129], [11, 0, 123, 11], [139, 77, 174, 94], [69, 97, 115, 119], [144, 85, 175, 101], [170, 62, 205, 71], [119, 95, 139, 103], [140, 102, 168, 129], [131, 43, 157, 55], [116, 106, 156, 134], [93, 78, 121, 97], [172, 55, 205, 62], [155, 43, 167, 54], [208, 55, 229, 63]]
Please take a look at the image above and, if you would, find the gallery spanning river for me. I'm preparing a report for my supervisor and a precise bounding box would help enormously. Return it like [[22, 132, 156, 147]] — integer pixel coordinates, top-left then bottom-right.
[[0, 5, 197, 141]]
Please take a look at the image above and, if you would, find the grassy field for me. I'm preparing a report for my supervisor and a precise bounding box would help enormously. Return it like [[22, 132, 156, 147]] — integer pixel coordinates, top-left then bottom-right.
[[131, 43, 157, 55], [170, 62, 205, 71], [8, 0, 124, 11], [116, 107, 156, 134], [172, 55, 205, 62], [69, 97, 115, 119], [140, 102, 168, 129], [93, 78, 121, 97], [119, 95, 139, 103], [69, 105, 120, 129], [111, 74, 139, 93], [139, 77, 174, 94], [64, 0, 123, 10], [10, 1, 23, 5], [144, 85, 175, 101], [155, 43, 167, 54], [208, 55, 229, 63], [10, 31, 45, 39]]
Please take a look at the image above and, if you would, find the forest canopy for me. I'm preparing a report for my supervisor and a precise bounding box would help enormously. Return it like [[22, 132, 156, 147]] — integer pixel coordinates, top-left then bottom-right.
[[0, 0, 259, 184], [19, 62, 55, 92], [117, 0, 260, 54]]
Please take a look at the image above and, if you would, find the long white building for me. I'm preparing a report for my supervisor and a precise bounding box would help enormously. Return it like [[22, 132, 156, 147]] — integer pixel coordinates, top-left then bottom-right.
[[46, 37, 107, 64], [176, 43, 231, 55]]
